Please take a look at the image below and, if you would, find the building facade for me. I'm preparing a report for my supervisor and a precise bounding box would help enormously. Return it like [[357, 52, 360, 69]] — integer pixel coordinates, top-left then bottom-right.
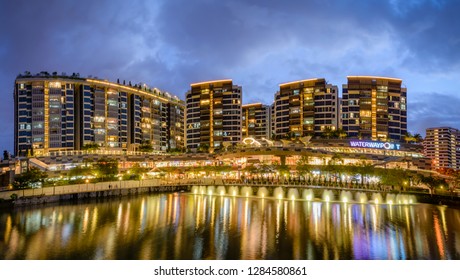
[[424, 127, 460, 170], [342, 76, 407, 141], [14, 72, 184, 156], [185, 79, 242, 152], [242, 103, 271, 139], [273, 78, 339, 138]]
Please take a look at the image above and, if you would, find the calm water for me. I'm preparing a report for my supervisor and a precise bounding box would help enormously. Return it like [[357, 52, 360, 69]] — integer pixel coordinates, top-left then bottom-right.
[[1, 192, 460, 260]]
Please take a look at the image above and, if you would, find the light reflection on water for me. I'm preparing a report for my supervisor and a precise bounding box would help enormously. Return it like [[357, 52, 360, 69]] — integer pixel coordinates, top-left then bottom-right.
[[1, 193, 460, 260]]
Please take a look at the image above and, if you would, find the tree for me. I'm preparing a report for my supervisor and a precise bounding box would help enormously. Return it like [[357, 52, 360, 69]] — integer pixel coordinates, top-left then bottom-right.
[[325, 153, 344, 182], [12, 167, 48, 189], [403, 132, 416, 143], [3, 150, 10, 161], [94, 158, 119, 181], [420, 175, 447, 195], [378, 168, 407, 189], [320, 127, 334, 139], [198, 144, 209, 153], [69, 165, 93, 178], [127, 163, 150, 180], [138, 142, 153, 152], [296, 156, 311, 180], [413, 133, 423, 143], [336, 128, 348, 139], [82, 143, 100, 151], [352, 160, 374, 185]]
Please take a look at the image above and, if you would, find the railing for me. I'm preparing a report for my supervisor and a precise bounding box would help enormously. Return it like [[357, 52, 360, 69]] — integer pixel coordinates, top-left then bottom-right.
[[1, 177, 458, 200]]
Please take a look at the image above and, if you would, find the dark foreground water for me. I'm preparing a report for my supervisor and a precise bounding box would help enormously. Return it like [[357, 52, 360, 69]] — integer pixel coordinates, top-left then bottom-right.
[[1, 193, 460, 259]]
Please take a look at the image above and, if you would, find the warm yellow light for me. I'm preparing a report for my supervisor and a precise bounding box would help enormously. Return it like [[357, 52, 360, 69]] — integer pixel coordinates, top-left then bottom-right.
[[190, 79, 232, 86], [242, 103, 263, 108], [346, 76, 402, 82], [279, 78, 322, 87]]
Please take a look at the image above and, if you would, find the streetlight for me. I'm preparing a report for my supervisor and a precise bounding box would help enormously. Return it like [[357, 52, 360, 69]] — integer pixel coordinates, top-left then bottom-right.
[[85, 179, 89, 192]]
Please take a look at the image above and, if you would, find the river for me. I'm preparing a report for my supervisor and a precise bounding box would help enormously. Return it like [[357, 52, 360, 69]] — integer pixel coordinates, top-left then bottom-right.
[[1, 192, 459, 259]]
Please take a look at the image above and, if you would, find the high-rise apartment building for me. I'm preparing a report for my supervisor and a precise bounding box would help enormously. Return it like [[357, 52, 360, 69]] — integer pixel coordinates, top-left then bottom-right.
[[273, 78, 339, 138], [14, 72, 184, 156], [342, 76, 407, 141], [242, 103, 271, 139], [424, 127, 460, 170], [185, 79, 242, 152]]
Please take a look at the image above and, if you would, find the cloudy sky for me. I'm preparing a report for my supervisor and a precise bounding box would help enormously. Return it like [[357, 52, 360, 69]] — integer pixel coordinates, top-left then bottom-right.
[[1, 0, 459, 152]]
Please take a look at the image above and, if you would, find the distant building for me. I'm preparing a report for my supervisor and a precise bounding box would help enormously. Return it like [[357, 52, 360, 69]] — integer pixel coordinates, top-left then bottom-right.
[[185, 79, 242, 152], [14, 73, 184, 156], [242, 103, 271, 140], [424, 127, 460, 170], [342, 76, 407, 141], [273, 78, 339, 138]]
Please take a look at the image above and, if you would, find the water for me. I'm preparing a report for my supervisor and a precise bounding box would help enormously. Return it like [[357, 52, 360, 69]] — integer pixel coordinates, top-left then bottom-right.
[[1, 192, 459, 259]]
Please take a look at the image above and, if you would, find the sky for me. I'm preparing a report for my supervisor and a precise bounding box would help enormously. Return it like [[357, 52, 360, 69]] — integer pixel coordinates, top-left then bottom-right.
[[0, 0, 459, 153]]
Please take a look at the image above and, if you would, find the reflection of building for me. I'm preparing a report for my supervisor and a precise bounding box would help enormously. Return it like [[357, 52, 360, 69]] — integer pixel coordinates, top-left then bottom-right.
[[424, 127, 460, 170], [273, 78, 339, 138], [342, 76, 407, 141], [186, 80, 242, 152], [14, 73, 184, 156], [242, 103, 271, 139]]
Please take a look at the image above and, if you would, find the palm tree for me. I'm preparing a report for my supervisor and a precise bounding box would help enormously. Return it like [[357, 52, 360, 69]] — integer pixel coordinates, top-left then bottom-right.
[[336, 128, 348, 139], [413, 133, 423, 143], [403, 132, 416, 143], [296, 156, 311, 181], [321, 127, 334, 139]]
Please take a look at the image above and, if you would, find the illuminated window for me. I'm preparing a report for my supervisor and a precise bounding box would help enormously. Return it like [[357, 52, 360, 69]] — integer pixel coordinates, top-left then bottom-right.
[[303, 118, 314, 125], [360, 110, 371, 117]]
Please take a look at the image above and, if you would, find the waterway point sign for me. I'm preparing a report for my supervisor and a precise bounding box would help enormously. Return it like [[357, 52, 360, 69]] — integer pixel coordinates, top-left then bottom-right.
[[349, 140, 401, 150]]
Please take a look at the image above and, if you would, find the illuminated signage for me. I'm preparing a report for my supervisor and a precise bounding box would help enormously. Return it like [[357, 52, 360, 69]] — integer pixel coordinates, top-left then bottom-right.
[[349, 141, 401, 150]]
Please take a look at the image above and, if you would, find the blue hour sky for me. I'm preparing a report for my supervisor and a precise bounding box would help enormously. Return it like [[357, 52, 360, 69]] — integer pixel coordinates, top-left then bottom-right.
[[1, 0, 459, 153]]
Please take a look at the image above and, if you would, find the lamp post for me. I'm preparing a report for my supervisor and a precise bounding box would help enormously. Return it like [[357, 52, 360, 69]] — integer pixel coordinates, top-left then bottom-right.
[[85, 179, 89, 192]]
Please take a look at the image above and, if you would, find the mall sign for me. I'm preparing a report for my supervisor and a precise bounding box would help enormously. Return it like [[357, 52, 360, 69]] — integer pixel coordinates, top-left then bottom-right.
[[349, 140, 401, 150]]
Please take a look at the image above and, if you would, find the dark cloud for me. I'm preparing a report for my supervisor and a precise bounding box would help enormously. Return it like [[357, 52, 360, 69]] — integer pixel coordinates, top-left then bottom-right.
[[409, 92, 460, 136], [1, 0, 459, 151]]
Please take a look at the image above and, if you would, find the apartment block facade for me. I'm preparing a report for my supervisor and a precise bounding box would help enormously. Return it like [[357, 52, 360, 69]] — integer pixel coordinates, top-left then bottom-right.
[[242, 103, 271, 139], [424, 127, 460, 170], [273, 78, 339, 138], [342, 76, 407, 141], [185, 80, 242, 151], [14, 73, 184, 156]]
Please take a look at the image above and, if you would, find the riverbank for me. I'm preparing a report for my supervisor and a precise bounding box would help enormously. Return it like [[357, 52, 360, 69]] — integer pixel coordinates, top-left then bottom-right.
[[1, 179, 460, 208]]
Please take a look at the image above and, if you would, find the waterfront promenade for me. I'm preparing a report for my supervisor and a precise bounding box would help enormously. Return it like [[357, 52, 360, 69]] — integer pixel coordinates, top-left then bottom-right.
[[1, 177, 459, 206]]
